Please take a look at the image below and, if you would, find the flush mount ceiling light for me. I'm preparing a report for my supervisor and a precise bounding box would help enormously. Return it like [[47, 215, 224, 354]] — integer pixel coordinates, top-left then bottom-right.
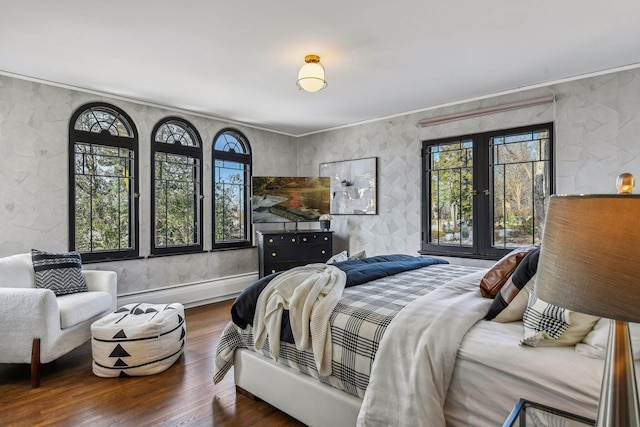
[[297, 54, 327, 92]]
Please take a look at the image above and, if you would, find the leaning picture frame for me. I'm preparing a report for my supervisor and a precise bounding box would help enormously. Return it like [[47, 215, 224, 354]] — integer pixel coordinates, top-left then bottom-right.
[[319, 157, 377, 215]]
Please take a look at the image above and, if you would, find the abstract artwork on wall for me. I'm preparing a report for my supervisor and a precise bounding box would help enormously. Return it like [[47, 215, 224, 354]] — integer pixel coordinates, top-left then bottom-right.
[[319, 157, 377, 215]]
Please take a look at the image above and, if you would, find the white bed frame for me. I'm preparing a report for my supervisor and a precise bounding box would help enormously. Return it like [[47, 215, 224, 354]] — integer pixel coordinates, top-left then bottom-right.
[[234, 349, 362, 426]]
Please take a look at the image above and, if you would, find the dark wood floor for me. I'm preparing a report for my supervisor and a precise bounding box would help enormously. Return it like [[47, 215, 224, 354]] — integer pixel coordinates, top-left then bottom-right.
[[0, 299, 305, 427]]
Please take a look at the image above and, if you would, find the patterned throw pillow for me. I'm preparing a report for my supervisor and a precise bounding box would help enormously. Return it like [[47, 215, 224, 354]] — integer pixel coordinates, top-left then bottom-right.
[[326, 250, 348, 264], [348, 250, 367, 260], [521, 287, 599, 347], [31, 249, 88, 296]]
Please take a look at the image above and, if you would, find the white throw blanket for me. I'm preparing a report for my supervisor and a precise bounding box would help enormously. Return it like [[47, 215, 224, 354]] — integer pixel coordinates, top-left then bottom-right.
[[356, 269, 491, 427], [253, 263, 346, 376]]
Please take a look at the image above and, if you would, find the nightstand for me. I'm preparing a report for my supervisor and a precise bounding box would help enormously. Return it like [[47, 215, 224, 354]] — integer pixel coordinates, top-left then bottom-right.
[[503, 399, 595, 427]]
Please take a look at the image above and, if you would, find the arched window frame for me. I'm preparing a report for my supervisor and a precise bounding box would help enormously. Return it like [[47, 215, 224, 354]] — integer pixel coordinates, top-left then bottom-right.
[[212, 128, 252, 250], [151, 117, 204, 255], [68, 102, 139, 262]]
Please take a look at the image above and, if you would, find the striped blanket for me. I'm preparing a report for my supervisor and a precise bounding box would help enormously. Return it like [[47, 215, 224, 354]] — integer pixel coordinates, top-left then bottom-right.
[[214, 263, 483, 398]]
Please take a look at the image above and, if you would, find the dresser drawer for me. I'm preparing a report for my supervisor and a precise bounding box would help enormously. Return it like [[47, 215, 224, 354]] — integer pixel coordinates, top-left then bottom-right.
[[299, 233, 332, 245], [262, 234, 299, 246]]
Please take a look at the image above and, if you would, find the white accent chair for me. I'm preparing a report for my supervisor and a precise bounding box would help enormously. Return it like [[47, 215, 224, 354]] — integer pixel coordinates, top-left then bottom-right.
[[0, 253, 117, 387]]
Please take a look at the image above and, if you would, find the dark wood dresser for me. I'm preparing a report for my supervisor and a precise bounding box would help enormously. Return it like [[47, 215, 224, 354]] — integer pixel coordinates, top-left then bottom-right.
[[257, 230, 333, 277]]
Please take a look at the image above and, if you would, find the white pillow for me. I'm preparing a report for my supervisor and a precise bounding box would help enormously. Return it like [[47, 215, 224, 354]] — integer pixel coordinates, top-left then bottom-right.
[[326, 250, 348, 264], [576, 319, 640, 359], [493, 279, 534, 323]]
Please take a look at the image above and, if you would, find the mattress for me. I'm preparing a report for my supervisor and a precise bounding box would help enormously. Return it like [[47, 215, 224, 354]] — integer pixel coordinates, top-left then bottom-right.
[[445, 319, 607, 425]]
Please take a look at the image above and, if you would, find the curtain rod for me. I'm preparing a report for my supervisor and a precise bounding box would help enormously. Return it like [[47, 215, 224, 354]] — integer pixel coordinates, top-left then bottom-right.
[[418, 95, 555, 127]]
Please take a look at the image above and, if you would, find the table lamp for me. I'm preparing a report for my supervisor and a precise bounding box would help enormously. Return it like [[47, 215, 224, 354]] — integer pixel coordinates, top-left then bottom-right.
[[535, 177, 640, 427]]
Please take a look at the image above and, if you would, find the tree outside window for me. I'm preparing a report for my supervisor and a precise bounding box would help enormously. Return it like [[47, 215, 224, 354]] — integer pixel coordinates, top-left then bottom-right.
[[69, 103, 139, 262], [212, 129, 252, 250], [151, 118, 203, 255]]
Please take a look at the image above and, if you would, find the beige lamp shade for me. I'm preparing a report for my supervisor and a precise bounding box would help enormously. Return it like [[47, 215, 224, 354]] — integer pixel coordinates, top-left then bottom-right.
[[297, 55, 327, 92], [535, 194, 640, 322]]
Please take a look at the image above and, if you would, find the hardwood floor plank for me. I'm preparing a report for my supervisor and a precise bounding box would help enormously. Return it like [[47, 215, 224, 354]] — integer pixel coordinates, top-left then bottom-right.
[[0, 299, 305, 427]]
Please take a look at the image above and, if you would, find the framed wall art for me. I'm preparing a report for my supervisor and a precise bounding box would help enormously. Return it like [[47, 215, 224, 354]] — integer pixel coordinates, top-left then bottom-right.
[[319, 157, 377, 215]]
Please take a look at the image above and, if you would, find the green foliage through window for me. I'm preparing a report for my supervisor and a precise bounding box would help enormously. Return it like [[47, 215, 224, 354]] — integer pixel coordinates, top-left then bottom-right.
[[213, 129, 252, 249], [151, 118, 203, 254], [69, 103, 139, 261]]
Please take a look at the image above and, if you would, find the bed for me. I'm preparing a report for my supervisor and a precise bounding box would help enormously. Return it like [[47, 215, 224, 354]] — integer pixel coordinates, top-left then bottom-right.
[[213, 253, 621, 426]]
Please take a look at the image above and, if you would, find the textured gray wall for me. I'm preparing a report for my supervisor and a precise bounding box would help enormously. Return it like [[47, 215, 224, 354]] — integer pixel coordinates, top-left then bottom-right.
[[0, 75, 298, 293], [299, 68, 640, 258], [2, 68, 639, 292]]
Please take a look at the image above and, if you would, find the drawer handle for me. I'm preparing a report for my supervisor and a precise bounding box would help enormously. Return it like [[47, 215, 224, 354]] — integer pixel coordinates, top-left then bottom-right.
[[272, 252, 277, 257], [291, 238, 296, 242], [271, 269, 276, 273], [303, 237, 307, 242], [321, 250, 326, 254], [323, 237, 328, 241], [268, 238, 274, 243]]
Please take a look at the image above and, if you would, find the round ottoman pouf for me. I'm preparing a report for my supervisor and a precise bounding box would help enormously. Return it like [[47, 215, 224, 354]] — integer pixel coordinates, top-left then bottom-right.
[[91, 303, 186, 377]]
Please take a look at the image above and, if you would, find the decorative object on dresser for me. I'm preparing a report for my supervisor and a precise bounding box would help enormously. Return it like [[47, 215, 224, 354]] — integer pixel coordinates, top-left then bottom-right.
[[256, 230, 332, 277], [319, 157, 377, 215], [319, 213, 332, 231]]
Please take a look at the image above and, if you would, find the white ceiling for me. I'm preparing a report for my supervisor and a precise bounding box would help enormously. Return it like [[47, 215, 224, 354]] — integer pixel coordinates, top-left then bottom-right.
[[2, 1, 640, 137]]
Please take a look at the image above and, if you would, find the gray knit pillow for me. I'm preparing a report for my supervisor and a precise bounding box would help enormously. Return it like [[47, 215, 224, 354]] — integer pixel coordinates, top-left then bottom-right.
[[31, 249, 87, 296]]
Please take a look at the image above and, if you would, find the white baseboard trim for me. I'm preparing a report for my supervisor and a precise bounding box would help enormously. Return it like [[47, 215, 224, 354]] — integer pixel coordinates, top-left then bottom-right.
[[117, 271, 259, 309]]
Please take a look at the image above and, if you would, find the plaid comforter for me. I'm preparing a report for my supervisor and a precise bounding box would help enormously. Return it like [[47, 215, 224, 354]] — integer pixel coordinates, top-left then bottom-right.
[[214, 263, 483, 398]]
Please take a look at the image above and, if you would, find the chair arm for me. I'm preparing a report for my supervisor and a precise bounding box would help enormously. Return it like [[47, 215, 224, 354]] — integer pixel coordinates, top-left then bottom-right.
[[82, 270, 117, 311], [0, 288, 59, 362]]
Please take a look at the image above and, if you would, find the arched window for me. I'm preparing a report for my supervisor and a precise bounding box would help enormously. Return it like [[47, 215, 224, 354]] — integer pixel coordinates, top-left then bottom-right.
[[151, 117, 203, 255], [69, 103, 139, 261], [212, 128, 252, 249]]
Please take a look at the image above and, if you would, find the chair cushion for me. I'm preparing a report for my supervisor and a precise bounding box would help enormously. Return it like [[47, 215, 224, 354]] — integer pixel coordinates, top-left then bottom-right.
[[32, 249, 88, 296], [57, 291, 113, 329]]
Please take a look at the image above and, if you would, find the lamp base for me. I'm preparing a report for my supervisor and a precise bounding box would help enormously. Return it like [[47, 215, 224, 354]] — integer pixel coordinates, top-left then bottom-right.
[[596, 319, 640, 426]]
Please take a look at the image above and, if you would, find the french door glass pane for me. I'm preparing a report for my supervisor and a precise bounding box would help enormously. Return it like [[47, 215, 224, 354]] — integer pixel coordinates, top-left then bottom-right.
[[491, 128, 551, 248], [428, 141, 473, 247]]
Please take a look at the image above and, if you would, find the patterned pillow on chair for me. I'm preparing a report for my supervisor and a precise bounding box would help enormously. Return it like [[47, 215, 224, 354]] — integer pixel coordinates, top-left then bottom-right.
[[31, 249, 88, 296]]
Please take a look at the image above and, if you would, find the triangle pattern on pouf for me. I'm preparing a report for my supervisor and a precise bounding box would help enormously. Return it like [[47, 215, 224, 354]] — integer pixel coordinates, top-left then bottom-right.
[[180, 327, 186, 340], [113, 329, 127, 339], [178, 314, 183, 323], [118, 371, 130, 377], [115, 307, 129, 313], [133, 307, 145, 315], [114, 358, 128, 367], [109, 344, 131, 358], [145, 307, 158, 313]]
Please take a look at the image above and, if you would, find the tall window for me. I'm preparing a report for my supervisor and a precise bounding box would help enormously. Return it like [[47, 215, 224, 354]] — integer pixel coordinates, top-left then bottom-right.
[[212, 128, 252, 250], [422, 123, 553, 259], [69, 103, 139, 261], [151, 118, 203, 255]]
